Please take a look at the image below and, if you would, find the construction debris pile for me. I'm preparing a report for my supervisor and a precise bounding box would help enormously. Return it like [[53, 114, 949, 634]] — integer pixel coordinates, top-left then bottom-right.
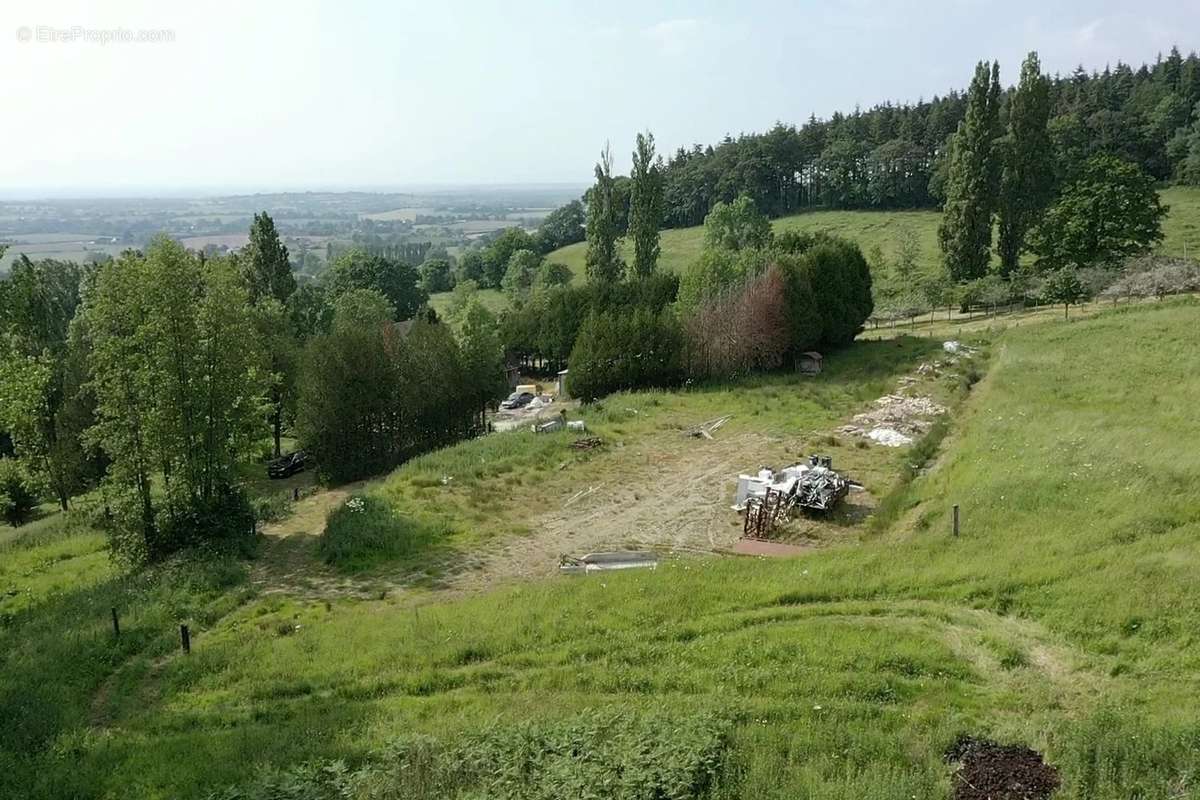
[[734, 455, 855, 539], [837, 341, 973, 447], [839, 394, 946, 447]]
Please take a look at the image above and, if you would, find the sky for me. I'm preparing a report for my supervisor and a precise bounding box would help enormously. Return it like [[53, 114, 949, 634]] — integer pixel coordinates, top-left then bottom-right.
[[0, 0, 1196, 196]]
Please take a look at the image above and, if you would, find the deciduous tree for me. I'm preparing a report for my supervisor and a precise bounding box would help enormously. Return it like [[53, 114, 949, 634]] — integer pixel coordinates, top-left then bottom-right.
[[998, 52, 1055, 274], [502, 249, 542, 302], [1028, 155, 1167, 269], [939, 61, 1002, 281], [242, 212, 295, 305], [585, 143, 625, 284], [326, 248, 428, 320], [702, 194, 772, 252], [629, 131, 665, 278], [86, 239, 265, 561]]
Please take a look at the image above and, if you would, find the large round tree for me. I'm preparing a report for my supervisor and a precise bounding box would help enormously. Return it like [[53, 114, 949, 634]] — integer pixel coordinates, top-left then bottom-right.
[[1029, 155, 1167, 270]]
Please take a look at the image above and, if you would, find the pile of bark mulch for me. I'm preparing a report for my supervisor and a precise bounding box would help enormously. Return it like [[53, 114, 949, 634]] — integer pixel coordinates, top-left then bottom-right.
[[945, 735, 1061, 800]]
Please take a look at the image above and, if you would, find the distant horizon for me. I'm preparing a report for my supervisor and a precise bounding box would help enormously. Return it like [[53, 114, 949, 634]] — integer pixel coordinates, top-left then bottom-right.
[[0, 182, 592, 203]]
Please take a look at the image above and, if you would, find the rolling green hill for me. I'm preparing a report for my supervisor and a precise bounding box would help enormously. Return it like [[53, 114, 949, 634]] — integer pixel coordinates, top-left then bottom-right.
[[6, 298, 1200, 798], [429, 187, 1199, 317], [524, 185, 1200, 293]]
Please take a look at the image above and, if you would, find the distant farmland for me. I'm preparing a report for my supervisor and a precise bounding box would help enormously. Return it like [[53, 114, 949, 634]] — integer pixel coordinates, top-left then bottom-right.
[[177, 233, 250, 251], [0, 235, 124, 270]]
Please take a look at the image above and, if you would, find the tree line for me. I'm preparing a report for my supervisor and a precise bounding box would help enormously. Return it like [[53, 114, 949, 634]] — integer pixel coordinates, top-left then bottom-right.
[[0, 216, 509, 559], [862, 52, 1173, 325], [644, 46, 1200, 227]]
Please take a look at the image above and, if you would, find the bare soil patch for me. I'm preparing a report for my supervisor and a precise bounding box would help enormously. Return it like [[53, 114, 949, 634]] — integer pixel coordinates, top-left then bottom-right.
[[945, 735, 1060, 800], [444, 431, 769, 589], [728, 539, 811, 557]]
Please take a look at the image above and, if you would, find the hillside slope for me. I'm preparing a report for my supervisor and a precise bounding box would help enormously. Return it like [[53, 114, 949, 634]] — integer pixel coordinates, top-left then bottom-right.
[[543, 185, 1200, 283], [6, 299, 1200, 798]]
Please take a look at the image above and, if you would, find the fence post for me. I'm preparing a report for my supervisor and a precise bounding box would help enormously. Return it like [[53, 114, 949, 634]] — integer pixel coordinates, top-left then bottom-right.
[[111, 607, 120, 638], [180, 624, 191, 655], [952, 504, 960, 537]]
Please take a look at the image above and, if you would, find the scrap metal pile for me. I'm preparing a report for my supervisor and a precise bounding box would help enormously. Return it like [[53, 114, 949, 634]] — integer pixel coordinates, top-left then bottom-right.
[[735, 455, 853, 540]]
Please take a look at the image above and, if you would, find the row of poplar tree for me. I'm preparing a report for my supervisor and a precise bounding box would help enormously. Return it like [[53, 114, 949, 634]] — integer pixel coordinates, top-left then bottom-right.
[[938, 53, 1169, 283]]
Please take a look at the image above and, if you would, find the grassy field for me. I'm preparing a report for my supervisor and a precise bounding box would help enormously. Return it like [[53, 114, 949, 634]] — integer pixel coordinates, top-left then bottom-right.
[[432, 186, 1200, 314], [5, 298, 1200, 797], [428, 286, 509, 320]]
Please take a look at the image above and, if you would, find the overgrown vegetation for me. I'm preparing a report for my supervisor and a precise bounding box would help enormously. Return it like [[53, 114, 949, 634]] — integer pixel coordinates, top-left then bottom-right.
[[212, 710, 731, 800], [320, 494, 447, 570], [297, 291, 501, 484]]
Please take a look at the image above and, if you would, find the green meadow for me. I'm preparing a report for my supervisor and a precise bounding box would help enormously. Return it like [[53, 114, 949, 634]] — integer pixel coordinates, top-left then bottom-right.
[[3, 298, 1200, 797]]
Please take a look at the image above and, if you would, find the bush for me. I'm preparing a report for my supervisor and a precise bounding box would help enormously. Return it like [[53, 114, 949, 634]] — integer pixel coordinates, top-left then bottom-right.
[[0, 459, 38, 527], [568, 308, 684, 401], [250, 492, 292, 524], [686, 264, 791, 379], [800, 239, 874, 347], [502, 273, 679, 371], [681, 230, 872, 354], [320, 494, 440, 568]]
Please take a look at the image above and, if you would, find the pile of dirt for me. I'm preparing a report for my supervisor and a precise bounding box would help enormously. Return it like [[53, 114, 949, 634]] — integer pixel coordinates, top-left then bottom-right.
[[945, 736, 1060, 800]]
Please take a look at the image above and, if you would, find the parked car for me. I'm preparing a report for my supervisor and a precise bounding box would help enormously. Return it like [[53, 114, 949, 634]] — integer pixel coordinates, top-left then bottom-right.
[[267, 450, 309, 479], [500, 391, 535, 410]]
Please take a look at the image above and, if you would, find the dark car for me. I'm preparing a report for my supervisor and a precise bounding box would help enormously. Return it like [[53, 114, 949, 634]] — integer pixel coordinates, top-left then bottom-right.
[[267, 450, 309, 479], [500, 391, 535, 410]]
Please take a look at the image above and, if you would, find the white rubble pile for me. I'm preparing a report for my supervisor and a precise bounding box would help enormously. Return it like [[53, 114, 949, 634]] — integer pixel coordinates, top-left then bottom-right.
[[865, 427, 913, 447], [839, 394, 946, 446]]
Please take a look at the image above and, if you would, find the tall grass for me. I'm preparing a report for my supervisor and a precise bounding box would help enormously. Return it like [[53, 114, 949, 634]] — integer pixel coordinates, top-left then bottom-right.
[[320, 494, 450, 571]]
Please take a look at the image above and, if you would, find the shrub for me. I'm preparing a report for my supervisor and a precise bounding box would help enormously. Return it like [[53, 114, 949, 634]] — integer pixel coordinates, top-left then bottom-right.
[[320, 494, 440, 568], [250, 492, 292, 524], [502, 273, 679, 371], [683, 230, 873, 353], [568, 308, 684, 401], [685, 264, 791, 379], [0, 459, 38, 527]]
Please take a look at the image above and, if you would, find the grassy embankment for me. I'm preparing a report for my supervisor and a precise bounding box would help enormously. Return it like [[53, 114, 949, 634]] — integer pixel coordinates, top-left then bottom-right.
[[5, 298, 1200, 797]]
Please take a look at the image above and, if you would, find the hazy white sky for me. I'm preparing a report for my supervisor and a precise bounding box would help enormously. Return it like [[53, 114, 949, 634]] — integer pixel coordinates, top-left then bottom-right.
[[1, 0, 1196, 195]]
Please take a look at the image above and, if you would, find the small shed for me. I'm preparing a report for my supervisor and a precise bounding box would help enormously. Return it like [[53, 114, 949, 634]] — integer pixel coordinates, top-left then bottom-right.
[[556, 369, 570, 398], [798, 351, 823, 375]]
